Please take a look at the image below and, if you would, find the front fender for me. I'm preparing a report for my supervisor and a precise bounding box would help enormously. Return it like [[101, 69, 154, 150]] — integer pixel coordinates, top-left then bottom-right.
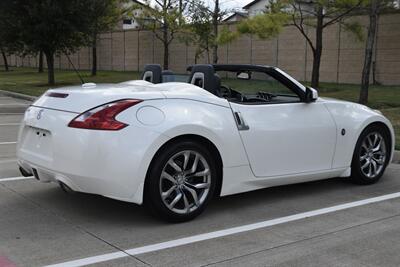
[[324, 100, 395, 169]]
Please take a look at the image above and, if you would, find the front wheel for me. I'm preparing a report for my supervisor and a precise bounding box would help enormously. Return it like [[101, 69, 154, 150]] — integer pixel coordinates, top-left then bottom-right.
[[350, 125, 391, 185], [145, 141, 217, 222]]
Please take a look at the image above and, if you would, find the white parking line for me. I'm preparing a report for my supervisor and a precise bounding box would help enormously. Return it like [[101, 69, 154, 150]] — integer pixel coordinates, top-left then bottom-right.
[[0, 176, 33, 182], [0, 103, 29, 106], [0, 158, 17, 163], [0, 142, 17, 145], [46, 191, 400, 267], [0, 123, 20, 126]]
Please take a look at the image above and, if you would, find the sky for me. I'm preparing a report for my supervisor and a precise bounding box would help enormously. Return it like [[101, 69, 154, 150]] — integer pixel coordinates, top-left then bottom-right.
[[207, 0, 252, 11]]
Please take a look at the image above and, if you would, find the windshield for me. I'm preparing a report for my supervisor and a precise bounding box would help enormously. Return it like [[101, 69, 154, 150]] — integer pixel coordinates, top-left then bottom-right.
[[162, 74, 189, 83], [216, 70, 298, 97]]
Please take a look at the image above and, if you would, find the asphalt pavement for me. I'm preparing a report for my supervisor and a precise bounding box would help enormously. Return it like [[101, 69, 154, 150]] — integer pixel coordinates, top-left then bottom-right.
[[1, 93, 400, 267]]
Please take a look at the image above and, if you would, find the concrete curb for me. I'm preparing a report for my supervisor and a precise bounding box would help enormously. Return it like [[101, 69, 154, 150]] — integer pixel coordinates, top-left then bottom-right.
[[0, 89, 37, 102], [393, 150, 400, 164]]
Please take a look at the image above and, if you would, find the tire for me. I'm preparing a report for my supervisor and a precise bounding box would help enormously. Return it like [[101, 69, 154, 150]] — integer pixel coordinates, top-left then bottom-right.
[[144, 140, 218, 222], [350, 124, 391, 185]]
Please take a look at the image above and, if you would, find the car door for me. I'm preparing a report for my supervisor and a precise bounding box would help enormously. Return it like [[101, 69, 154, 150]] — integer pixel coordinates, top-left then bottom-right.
[[230, 100, 337, 177]]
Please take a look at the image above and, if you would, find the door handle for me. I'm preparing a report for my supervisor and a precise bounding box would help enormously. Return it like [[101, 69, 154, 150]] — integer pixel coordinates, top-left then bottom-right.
[[234, 112, 249, 131]]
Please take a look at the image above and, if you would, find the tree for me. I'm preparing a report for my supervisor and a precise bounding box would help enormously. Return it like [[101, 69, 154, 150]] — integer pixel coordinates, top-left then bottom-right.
[[221, 0, 364, 88], [183, 0, 226, 64], [38, 51, 44, 73], [135, 0, 185, 69], [359, 0, 396, 104], [12, 0, 93, 85], [0, 1, 23, 71], [86, 0, 124, 76], [212, 0, 220, 64], [184, 1, 214, 63], [274, 0, 368, 87]]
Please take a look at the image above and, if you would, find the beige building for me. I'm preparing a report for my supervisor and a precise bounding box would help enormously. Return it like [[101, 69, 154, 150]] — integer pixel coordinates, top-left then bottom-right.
[[243, 0, 315, 17], [120, 0, 147, 30]]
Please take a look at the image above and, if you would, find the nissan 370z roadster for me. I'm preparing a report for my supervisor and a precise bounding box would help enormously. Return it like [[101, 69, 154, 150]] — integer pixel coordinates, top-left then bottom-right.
[[17, 64, 395, 222]]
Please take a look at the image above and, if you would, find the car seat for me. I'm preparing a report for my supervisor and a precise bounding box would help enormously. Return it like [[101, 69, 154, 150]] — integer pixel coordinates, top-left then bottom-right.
[[188, 64, 221, 96], [141, 64, 162, 84]]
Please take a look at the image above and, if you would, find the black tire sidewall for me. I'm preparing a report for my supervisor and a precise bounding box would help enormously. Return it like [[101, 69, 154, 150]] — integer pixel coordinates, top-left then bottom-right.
[[145, 141, 218, 222], [351, 125, 391, 184]]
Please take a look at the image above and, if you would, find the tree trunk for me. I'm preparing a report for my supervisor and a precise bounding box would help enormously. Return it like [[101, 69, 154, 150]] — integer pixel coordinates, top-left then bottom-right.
[[311, 6, 324, 88], [1, 48, 9, 71], [45, 52, 55, 85], [212, 0, 219, 64], [163, 42, 169, 70], [38, 50, 44, 73], [91, 38, 97, 76], [359, 0, 378, 105], [163, 27, 169, 69]]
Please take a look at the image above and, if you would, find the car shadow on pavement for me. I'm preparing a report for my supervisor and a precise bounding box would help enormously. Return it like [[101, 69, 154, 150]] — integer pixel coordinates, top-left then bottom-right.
[[17, 176, 360, 225]]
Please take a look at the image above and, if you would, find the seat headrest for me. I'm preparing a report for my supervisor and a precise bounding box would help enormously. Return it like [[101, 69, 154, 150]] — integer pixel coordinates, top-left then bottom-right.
[[188, 64, 220, 96], [141, 64, 162, 84]]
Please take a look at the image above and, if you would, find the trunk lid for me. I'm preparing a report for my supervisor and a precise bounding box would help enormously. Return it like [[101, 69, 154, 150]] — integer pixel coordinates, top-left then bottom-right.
[[32, 81, 165, 113]]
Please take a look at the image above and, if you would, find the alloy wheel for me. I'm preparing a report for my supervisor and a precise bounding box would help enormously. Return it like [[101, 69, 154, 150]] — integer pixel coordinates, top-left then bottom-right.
[[159, 150, 211, 214], [359, 132, 387, 178]]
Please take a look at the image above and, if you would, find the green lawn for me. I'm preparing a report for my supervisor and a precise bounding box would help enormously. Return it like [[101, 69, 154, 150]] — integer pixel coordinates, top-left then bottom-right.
[[0, 67, 141, 96], [0, 67, 399, 149]]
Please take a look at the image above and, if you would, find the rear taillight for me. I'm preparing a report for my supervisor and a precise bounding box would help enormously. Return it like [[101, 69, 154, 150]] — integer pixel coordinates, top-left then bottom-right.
[[68, 99, 142, 130]]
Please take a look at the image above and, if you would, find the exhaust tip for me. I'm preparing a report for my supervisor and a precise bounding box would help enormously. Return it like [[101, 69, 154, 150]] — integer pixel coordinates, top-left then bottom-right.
[[19, 166, 32, 177], [58, 182, 75, 194]]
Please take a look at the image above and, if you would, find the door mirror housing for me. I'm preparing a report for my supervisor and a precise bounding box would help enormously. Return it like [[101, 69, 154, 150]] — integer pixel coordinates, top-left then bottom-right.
[[237, 71, 251, 80], [305, 87, 318, 102]]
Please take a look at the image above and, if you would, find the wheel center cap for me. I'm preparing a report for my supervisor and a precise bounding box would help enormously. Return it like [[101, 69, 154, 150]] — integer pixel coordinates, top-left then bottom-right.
[[176, 174, 185, 185]]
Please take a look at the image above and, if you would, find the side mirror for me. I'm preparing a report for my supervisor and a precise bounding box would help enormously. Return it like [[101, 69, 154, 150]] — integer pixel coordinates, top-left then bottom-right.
[[305, 87, 318, 102], [237, 71, 251, 80]]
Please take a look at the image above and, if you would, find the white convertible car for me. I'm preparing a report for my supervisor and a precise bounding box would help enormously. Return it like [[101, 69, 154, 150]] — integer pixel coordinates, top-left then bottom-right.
[[17, 64, 395, 221]]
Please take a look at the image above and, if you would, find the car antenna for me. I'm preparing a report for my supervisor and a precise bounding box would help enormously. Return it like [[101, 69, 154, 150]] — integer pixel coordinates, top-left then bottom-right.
[[65, 53, 85, 84]]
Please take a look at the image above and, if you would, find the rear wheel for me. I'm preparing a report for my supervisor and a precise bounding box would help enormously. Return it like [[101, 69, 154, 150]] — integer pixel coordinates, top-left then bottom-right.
[[350, 125, 390, 185], [145, 141, 217, 222]]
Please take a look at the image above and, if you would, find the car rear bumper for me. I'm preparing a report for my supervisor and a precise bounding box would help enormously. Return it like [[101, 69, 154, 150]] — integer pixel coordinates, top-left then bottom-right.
[[17, 106, 169, 204]]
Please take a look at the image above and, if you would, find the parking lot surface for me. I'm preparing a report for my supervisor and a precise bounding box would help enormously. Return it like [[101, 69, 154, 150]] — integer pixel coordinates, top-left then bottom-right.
[[1, 94, 400, 267]]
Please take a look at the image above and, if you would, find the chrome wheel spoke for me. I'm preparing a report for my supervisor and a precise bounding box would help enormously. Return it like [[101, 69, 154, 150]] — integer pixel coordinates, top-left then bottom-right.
[[183, 151, 190, 171], [182, 192, 190, 213], [190, 154, 200, 174], [184, 186, 199, 206], [192, 168, 210, 177], [162, 185, 177, 200], [370, 160, 377, 174], [372, 136, 382, 152], [169, 192, 182, 209], [186, 182, 210, 189], [361, 160, 370, 170], [372, 157, 384, 165], [168, 159, 182, 173], [161, 172, 176, 184]]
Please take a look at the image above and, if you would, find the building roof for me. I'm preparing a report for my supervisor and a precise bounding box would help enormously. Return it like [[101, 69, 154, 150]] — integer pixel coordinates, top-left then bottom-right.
[[130, 0, 146, 6], [243, 0, 264, 10], [223, 11, 248, 22]]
